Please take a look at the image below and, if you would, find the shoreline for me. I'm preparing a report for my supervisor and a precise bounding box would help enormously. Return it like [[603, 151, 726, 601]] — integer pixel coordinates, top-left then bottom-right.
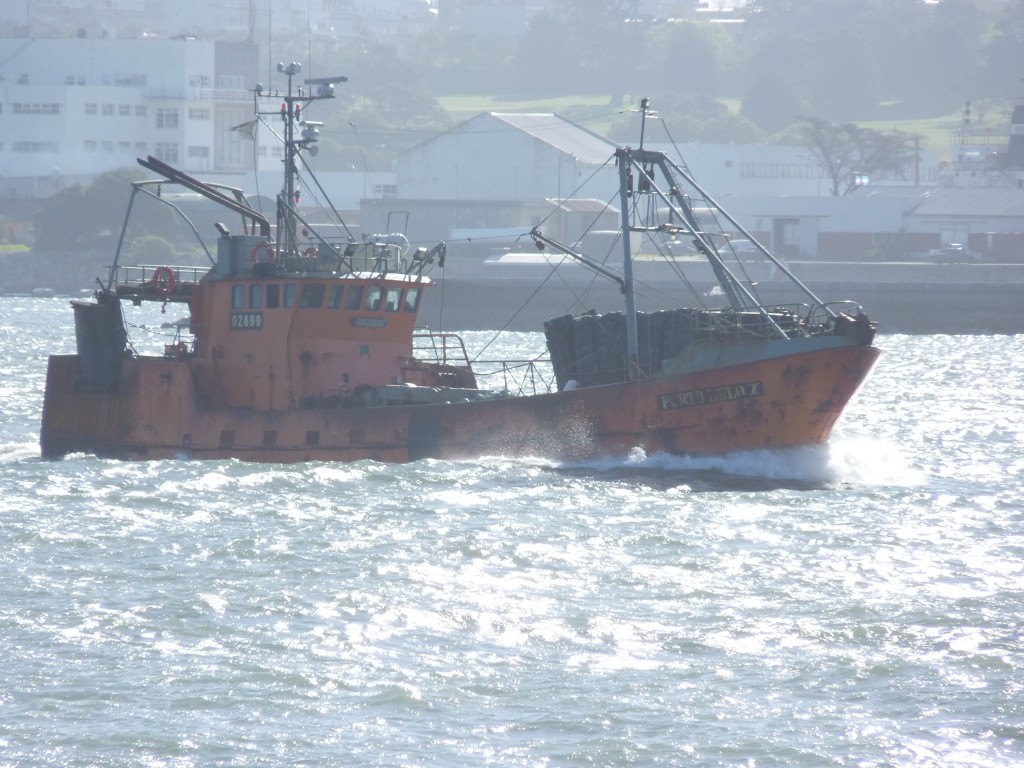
[[4, 249, 1021, 335]]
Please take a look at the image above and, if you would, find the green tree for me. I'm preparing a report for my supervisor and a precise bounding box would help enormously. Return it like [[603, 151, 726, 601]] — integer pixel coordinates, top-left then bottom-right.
[[33, 185, 89, 250], [740, 69, 803, 133], [126, 234, 177, 265], [406, 28, 514, 95], [642, 21, 724, 98], [980, 0, 1024, 100], [800, 117, 918, 196], [741, 0, 995, 119], [33, 168, 144, 250], [507, 12, 580, 96]]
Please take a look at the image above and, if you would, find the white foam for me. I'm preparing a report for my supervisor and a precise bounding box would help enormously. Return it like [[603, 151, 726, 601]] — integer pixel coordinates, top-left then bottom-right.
[[551, 436, 925, 487]]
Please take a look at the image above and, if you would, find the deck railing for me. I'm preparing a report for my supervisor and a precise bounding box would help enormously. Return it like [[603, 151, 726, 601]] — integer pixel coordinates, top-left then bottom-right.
[[108, 264, 206, 302]]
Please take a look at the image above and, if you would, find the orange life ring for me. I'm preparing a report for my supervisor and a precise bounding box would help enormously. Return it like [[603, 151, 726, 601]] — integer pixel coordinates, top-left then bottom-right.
[[250, 242, 276, 264], [304, 246, 319, 259], [152, 266, 176, 296]]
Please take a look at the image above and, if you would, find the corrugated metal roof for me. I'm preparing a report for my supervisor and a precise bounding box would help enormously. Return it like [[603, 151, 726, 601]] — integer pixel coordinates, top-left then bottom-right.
[[488, 113, 616, 165], [909, 186, 1024, 217]]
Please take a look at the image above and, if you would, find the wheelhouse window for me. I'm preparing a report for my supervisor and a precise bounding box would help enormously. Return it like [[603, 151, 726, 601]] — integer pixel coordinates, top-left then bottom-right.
[[249, 284, 263, 309], [284, 283, 297, 308], [300, 283, 325, 308], [385, 288, 402, 312], [231, 284, 245, 309], [364, 286, 383, 311], [403, 288, 421, 313], [327, 284, 344, 309], [266, 283, 280, 308], [344, 285, 364, 310]]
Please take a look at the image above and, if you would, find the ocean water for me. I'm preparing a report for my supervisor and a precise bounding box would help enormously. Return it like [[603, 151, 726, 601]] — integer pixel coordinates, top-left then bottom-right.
[[1, 297, 1022, 767]]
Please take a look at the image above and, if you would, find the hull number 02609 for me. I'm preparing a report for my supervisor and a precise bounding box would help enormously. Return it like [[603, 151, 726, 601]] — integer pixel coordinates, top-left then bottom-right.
[[230, 311, 264, 330]]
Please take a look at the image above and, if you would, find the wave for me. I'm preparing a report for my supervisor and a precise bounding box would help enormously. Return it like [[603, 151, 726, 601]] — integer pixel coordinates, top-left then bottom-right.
[[488, 434, 924, 491]]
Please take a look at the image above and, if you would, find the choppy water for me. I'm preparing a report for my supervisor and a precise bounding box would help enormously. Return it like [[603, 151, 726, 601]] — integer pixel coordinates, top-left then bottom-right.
[[1, 297, 1022, 767]]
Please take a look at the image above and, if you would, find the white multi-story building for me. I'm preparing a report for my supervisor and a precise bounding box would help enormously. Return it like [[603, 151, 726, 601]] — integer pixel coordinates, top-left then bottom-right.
[[0, 38, 258, 196]]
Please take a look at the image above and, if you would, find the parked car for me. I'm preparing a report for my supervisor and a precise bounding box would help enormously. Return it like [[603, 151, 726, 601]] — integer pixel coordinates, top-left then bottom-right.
[[929, 243, 978, 264]]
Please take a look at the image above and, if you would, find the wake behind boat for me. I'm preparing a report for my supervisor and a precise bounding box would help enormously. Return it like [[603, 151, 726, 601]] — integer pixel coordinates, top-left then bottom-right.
[[40, 76, 879, 463]]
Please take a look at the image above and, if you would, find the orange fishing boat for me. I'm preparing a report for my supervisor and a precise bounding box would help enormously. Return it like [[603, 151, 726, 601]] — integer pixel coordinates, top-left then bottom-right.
[[40, 78, 878, 463]]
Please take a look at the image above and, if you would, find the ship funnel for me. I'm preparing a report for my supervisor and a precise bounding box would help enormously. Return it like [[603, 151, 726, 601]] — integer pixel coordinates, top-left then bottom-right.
[[1005, 105, 1024, 170]]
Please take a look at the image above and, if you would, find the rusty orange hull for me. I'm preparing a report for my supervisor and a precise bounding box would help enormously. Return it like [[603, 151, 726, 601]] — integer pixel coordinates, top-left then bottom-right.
[[40, 343, 878, 463]]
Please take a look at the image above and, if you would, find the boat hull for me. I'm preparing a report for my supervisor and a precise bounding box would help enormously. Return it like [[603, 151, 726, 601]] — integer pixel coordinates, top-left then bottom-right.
[[40, 343, 878, 463]]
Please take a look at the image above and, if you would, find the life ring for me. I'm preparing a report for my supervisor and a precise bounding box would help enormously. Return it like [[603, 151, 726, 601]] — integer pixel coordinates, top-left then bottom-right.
[[152, 266, 176, 296], [304, 247, 319, 259], [250, 242, 276, 264]]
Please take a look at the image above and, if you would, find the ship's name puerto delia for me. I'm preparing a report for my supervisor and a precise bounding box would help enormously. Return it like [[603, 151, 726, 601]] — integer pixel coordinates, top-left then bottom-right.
[[658, 381, 764, 411]]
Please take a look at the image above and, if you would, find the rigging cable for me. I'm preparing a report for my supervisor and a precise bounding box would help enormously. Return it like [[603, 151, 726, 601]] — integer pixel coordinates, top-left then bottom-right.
[[658, 120, 760, 294]]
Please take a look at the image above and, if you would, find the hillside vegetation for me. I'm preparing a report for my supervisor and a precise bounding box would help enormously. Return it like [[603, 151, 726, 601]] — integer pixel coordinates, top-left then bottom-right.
[[292, 0, 1022, 169]]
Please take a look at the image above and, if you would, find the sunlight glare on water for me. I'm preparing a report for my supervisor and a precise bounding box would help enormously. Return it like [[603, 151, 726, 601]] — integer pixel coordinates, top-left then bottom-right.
[[0, 298, 1022, 767]]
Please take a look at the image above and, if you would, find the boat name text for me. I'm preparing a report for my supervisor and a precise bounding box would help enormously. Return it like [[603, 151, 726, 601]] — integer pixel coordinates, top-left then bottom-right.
[[230, 311, 264, 330], [352, 317, 388, 328], [658, 381, 764, 411]]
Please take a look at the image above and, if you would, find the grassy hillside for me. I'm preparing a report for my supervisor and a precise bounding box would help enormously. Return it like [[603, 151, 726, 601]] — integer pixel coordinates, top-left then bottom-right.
[[439, 95, 1015, 160], [862, 103, 1013, 161]]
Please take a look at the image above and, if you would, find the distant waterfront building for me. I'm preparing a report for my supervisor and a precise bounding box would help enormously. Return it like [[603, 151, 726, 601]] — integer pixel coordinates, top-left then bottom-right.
[[362, 109, 1024, 262], [0, 38, 258, 197]]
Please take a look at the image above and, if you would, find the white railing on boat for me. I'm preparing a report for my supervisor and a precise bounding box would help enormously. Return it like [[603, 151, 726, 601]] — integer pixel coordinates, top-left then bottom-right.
[[413, 331, 472, 368], [472, 359, 555, 397], [108, 264, 205, 302], [413, 330, 554, 396]]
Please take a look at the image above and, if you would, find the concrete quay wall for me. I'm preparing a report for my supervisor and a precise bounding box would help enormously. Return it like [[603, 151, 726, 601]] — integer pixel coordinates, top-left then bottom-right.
[[2, 250, 1019, 334]]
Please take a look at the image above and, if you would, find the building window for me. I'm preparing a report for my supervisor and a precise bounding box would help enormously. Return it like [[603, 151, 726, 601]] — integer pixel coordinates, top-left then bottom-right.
[[84, 140, 97, 152], [187, 146, 210, 158], [119, 104, 131, 117], [156, 108, 179, 129], [154, 143, 178, 163], [113, 74, 146, 86], [85, 103, 97, 115], [189, 75, 211, 87], [13, 141, 58, 153], [134, 142, 147, 154], [102, 104, 114, 116], [188, 107, 211, 121], [135, 105, 147, 118], [12, 103, 61, 115]]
